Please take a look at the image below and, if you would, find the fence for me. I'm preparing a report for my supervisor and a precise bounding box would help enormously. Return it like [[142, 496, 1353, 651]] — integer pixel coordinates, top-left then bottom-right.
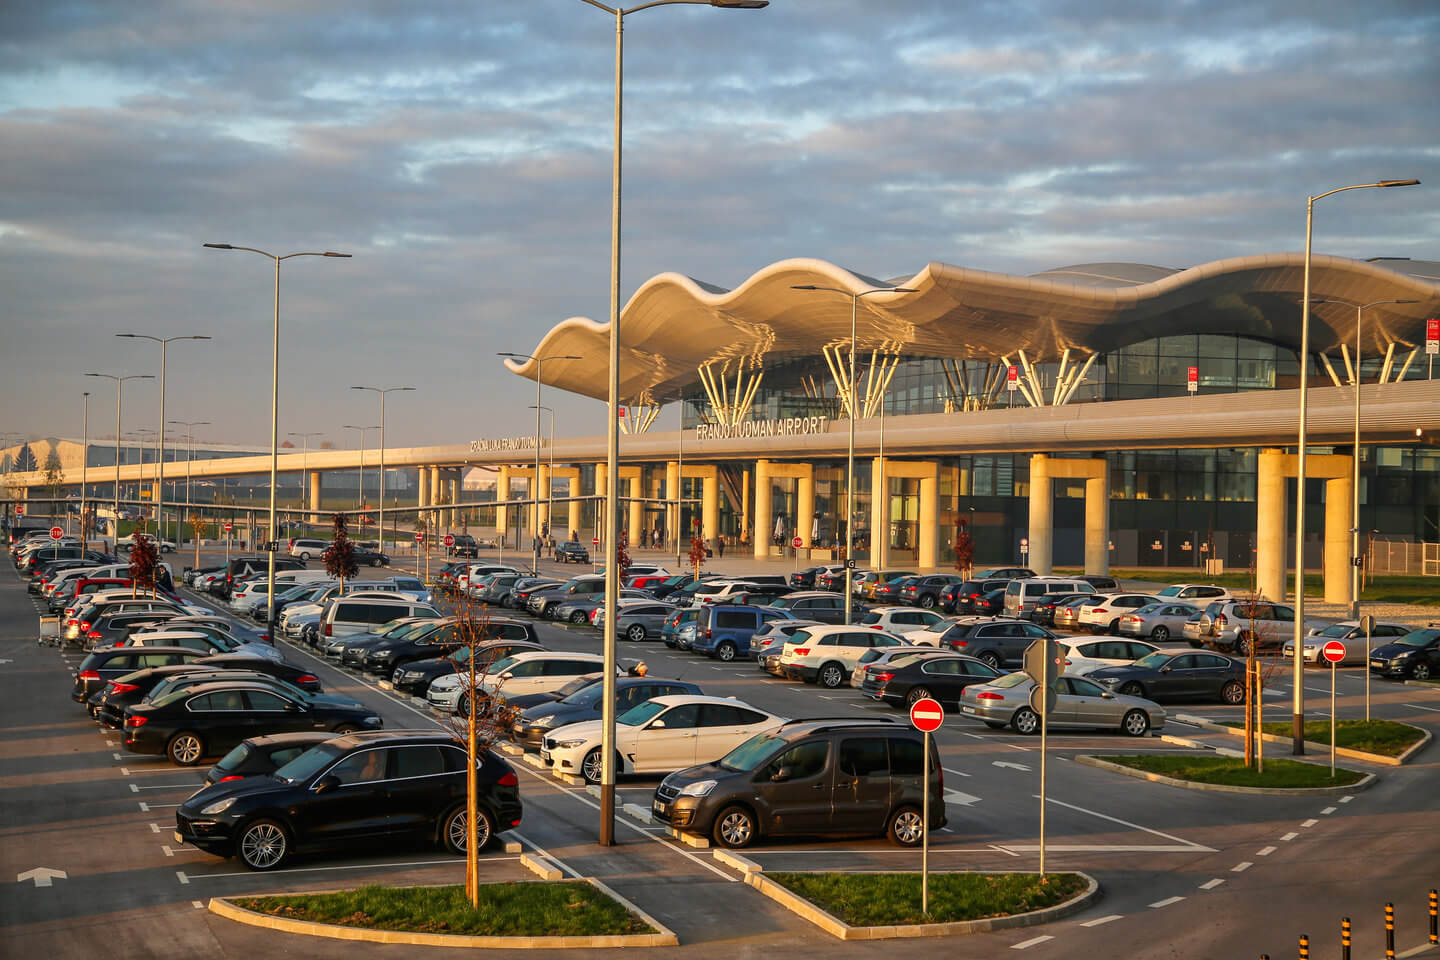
[[1368, 537, 1440, 577]]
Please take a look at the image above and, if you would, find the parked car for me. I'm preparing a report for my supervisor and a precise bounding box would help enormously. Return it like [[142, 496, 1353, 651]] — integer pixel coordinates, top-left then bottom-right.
[[976, 566, 1036, 579], [862, 570, 917, 602], [174, 730, 522, 869], [506, 577, 563, 609], [858, 607, 947, 636], [1367, 627, 1440, 680], [851, 645, 948, 689], [123, 680, 383, 765], [554, 540, 591, 563], [1077, 575, 1120, 592], [863, 653, 1002, 708], [1073, 593, 1162, 634], [528, 575, 605, 618], [1195, 599, 1298, 655], [510, 677, 704, 749], [360, 619, 475, 676], [542, 695, 784, 785], [972, 587, 1007, 616], [350, 545, 390, 567], [288, 538, 330, 560], [691, 604, 796, 661], [1116, 602, 1203, 643], [959, 672, 1166, 736], [940, 578, 1012, 614], [871, 575, 920, 605], [447, 534, 480, 558], [661, 607, 701, 647], [728, 584, 796, 606], [426, 650, 612, 716], [1056, 637, 1161, 676], [899, 574, 965, 610], [762, 591, 852, 625], [1002, 577, 1096, 618], [615, 602, 682, 642], [1030, 592, 1094, 627], [1155, 583, 1231, 603], [752, 620, 823, 676], [1089, 649, 1247, 704], [1284, 620, 1412, 665], [924, 617, 1059, 669], [556, 590, 655, 627], [389, 632, 544, 696], [778, 624, 906, 688], [204, 732, 339, 786], [652, 717, 944, 849], [72, 646, 211, 703]]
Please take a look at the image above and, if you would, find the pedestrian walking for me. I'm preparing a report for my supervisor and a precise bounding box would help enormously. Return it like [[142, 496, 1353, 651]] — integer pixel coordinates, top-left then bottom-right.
[[717, 534, 726, 557]]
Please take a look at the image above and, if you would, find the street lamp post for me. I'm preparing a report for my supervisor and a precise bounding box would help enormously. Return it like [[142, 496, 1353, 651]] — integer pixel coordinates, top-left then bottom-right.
[[1290, 178, 1418, 755], [288, 431, 325, 526], [500, 353, 580, 573], [85, 373, 154, 547], [344, 424, 379, 512], [791, 285, 917, 626], [80, 392, 89, 547], [576, 0, 768, 846], [203, 242, 351, 628], [529, 405, 556, 551], [351, 387, 414, 559], [116, 334, 210, 548], [167, 419, 211, 516]]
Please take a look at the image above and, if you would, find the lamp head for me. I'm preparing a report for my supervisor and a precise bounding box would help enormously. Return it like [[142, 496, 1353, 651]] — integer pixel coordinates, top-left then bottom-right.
[[711, 1, 768, 7], [1376, 179, 1420, 188], [202, 243, 233, 250]]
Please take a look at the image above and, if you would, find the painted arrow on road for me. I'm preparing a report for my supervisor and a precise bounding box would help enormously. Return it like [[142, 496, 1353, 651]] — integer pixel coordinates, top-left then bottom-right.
[[992, 760, 1032, 772], [17, 867, 67, 888], [945, 789, 982, 805], [0, 659, 13, 665]]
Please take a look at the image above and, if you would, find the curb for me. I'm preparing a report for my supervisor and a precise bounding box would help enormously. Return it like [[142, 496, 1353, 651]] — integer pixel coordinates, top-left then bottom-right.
[[1403, 680, 1440, 690], [745, 871, 1101, 940], [1075, 754, 1377, 795], [208, 877, 679, 949], [1174, 714, 1430, 766], [520, 853, 562, 881], [712, 849, 762, 876], [1159, 734, 1244, 758], [622, 803, 653, 825]]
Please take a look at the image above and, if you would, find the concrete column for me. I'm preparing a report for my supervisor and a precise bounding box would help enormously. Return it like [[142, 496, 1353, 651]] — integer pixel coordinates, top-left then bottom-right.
[[918, 462, 939, 569], [417, 466, 430, 509], [538, 463, 551, 534], [870, 457, 889, 569], [753, 459, 772, 560], [1256, 448, 1287, 602], [309, 470, 323, 517], [496, 465, 510, 534], [566, 478, 580, 541], [797, 471, 815, 554], [741, 469, 751, 547], [593, 463, 607, 545], [665, 461, 679, 546], [1084, 460, 1110, 575], [1027, 453, 1053, 575], [702, 472, 719, 547], [1324, 472, 1353, 605], [449, 471, 460, 527], [628, 474, 643, 549]]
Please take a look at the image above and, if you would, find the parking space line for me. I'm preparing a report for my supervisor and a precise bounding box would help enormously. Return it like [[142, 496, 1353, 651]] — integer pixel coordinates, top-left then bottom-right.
[[1321, 807, 1337, 815], [1339, 796, 1354, 803], [1233, 862, 1252, 872], [1037, 795, 1214, 851], [1280, 832, 1298, 841], [179, 856, 505, 880], [1200, 878, 1224, 890], [1301, 818, 1318, 827], [1080, 914, 1123, 927], [1256, 846, 1275, 856], [1402, 703, 1440, 713], [1149, 896, 1185, 908], [1011, 935, 1053, 949]]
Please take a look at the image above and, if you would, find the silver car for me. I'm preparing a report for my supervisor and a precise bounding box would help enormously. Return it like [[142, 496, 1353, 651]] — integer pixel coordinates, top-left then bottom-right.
[[615, 602, 678, 642], [1284, 620, 1412, 665], [958, 671, 1166, 736], [1117, 602, 1202, 643]]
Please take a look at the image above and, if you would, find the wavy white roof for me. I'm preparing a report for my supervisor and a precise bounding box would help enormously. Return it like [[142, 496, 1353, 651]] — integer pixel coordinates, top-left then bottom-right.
[[505, 255, 1440, 403]]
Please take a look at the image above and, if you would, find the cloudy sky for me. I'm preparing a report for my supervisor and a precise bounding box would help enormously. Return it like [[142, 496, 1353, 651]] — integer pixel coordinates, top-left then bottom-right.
[[3, 0, 1437, 451]]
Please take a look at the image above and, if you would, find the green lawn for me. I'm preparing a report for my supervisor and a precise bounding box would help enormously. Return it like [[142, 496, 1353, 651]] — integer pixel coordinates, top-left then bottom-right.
[[766, 872, 1087, 926], [1104, 754, 1363, 787], [1218, 718, 1422, 757], [1057, 567, 1440, 606], [232, 882, 654, 937]]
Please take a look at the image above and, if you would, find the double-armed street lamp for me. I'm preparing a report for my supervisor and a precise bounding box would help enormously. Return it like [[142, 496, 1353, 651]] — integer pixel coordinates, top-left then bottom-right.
[[351, 386, 414, 557], [499, 352, 580, 573], [85, 373, 154, 543], [168, 418, 212, 517], [344, 424, 380, 511]]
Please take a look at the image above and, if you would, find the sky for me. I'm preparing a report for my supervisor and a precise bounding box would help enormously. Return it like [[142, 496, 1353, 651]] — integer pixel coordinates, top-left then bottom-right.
[[2, 0, 1437, 452]]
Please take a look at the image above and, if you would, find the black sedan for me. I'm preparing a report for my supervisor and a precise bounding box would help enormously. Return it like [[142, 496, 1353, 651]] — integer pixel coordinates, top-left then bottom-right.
[[175, 730, 521, 870], [554, 540, 591, 563], [73, 646, 210, 704], [511, 676, 703, 749], [861, 653, 1001, 708], [1089, 649, 1246, 704], [389, 639, 544, 696], [360, 620, 465, 675], [972, 587, 1007, 616], [190, 653, 323, 692], [204, 732, 339, 786], [351, 546, 390, 567], [1368, 627, 1440, 681], [124, 680, 383, 765]]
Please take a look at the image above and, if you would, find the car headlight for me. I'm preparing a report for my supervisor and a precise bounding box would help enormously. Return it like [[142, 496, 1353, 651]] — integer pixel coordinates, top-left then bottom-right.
[[1392, 650, 1412, 659], [554, 737, 588, 749], [533, 715, 559, 728], [362, 716, 382, 726], [679, 779, 717, 797], [1098, 676, 1121, 686], [200, 796, 237, 815], [374, 650, 393, 659]]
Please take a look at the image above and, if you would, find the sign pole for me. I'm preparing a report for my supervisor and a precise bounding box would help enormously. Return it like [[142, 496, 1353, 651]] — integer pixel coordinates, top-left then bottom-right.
[[1039, 684, 1047, 877], [922, 728, 930, 914], [1364, 616, 1372, 722], [1331, 657, 1337, 778]]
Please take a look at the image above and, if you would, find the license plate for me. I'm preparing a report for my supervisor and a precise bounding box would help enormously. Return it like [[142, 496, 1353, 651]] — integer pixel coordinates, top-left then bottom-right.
[[541, 749, 551, 762], [962, 706, 977, 714], [173, 831, 184, 845], [1370, 660, 1384, 667]]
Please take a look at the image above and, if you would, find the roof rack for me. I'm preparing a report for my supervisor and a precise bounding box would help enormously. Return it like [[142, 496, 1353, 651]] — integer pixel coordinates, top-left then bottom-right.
[[779, 715, 898, 730]]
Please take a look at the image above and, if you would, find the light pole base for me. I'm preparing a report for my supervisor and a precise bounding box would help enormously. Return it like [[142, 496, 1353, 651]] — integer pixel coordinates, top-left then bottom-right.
[[1292, 713, 1306, 755]]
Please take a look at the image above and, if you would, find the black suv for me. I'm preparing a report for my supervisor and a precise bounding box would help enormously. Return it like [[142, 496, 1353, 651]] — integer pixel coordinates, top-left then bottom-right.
[[935, 618, 1058, 669], [447, 534, 480, 558], [554, 540, 591, 563], [175, 730, 522, 870], [653, 718, 944, 849]]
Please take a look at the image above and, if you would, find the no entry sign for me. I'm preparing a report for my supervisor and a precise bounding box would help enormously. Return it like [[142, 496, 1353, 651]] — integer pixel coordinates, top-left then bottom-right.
[[1321, 640, 1347, 664], [223, 521, 233, 532], [909, 697, 944, 733], [49, 526, 64, 540], [592, 537, 600, 547], [414, 532, 424, 543]]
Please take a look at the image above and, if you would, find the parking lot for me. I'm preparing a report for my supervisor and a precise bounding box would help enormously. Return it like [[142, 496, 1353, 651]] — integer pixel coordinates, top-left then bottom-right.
[[5, 548, 1440, 959]]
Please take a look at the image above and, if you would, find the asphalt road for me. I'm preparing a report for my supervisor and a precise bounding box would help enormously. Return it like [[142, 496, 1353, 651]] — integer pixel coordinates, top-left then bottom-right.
[[3, 553, 1439, 959]]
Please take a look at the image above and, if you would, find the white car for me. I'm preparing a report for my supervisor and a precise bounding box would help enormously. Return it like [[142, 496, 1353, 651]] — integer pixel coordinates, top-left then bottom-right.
[[686, 580, 764, 607], [115, 533, 177, 553], [1073, 593, 1162, 634], [1056, 637, 1161, 676], [857, 607, 948, 635], [426, 650, 613, 715], [1154, 584, 1231, 603], [542, 694, 784, 785], [1284, 620, 1413, 665], [778, 624, 907, 688]]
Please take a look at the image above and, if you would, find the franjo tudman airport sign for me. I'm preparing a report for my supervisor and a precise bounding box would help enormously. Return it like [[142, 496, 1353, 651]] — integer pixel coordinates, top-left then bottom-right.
[[470, 436, 541, 452], [696, 416, 830, 441]]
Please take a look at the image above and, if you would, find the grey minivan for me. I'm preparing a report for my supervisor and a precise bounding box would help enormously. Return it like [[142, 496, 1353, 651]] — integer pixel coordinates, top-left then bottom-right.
[[615, 602, 678, 642]]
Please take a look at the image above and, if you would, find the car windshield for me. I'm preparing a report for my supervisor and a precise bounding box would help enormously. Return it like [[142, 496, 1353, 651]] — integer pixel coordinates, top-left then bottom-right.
[[1132, 651, 1174, 669], [618, 700, 668, 727], [717, 733, 786, 772], [990, 672, 1030, 689], [859, 612, 882, 625], [559, 682, 607, 707], [554, 676, 601, 700], [1315, 624, 1353, 639], [1396, 629, 1440, 648], [275, 743, 344, 783], [1157, 586, 1182, 596]]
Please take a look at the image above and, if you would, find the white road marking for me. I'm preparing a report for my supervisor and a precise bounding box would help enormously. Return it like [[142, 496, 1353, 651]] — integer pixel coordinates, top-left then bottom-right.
[[1301, 819, 1318, 828], [1339, 796, 1354, 803], [943, 766, 971, 778], [960, 732, 986, 740], [1321, 807, 1337, 815], [1011, 935, 1054, 949], [1036, 796, 1214, 851], [1150, 896, 1185, 908], [1200, 878, 1225, 890], [112, 753, 122, 760], [137, 802, 149, 812], [1232, 862, 1252, 872], [133, 783, 200, 790], [129, 784, 138, 793], [989, 844, 1021, 857], [1402, 703, 1440, 713], [1257, 846, 1276, 856], [182, 857, 498, 880], [1001, 844, 1211, 853], [192, 901, 204, 909], [162, 846, 174, 857], [1080, 914, 1123, 927], [1280, 832, 1298, 841], [149, 823, 161, 834], [176, 871, 189, 885]]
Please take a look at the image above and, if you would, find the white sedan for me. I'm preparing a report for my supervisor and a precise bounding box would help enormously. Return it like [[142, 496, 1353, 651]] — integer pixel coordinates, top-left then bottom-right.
[[543, 695, 784, 785], [1056, 637, 1160, 676], [857, 607, 948, 635]]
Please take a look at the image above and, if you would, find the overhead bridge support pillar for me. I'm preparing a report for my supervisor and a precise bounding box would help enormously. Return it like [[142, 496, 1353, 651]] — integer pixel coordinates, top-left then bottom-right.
[[1255, 448, 1353, 605], [1027, 454, 1109, 577]]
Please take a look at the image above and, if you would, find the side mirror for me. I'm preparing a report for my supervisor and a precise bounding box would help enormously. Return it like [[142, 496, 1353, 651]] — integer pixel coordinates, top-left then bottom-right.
[[1159, 666, 1171, 673], [1101, 692, 1115, 699], [500, 672, 513, 680], [649, 719, 667, 729], [770, 766, 793, 783], [285, 701, 305, 713], [313, 775, 340, 794]]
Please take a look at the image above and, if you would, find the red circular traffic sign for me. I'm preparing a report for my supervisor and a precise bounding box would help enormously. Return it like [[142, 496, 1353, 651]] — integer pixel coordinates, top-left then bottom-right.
[[443, 534, 455, 547], [15, 505, 23, 516], [414, 532, 424, 543], [1321, 640, 1347, 664], [223, 521, 233, 532], [792, 536, 803, 548], [909, 697, 944, 733], [592, 537, 600, 547], [49, 526, 64, 540]]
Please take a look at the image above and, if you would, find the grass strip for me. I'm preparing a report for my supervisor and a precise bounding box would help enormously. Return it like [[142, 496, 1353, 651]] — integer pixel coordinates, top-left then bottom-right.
[[1055, 568, 1440, 606], [766, 871, 1086, 926], [1217, 718, 1421, 757], [232, 882, 653, 937], [1104, 753, 1363, 787]]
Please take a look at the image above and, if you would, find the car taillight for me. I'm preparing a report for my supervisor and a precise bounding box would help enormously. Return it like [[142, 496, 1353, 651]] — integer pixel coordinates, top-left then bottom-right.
[[258, 633, 270, 641], [869, 624, 881, 629], [497, 771, 519, 787], [125, 715, 148, 728], [1216, 615, 1228, 627], [792, 647, 810, 656], [949, 640, 968, 648], [873, 672, 894, 683], [968, 592, 980, 598], [1092, 608, 1107, 614], [217, 774, 244, 783], [110, 682, 139, 695], [324, 623, 332, 636], [977, 691, 1003, 700]]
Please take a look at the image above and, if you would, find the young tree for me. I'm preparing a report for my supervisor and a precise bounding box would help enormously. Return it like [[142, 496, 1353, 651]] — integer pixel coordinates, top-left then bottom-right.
[[42, 448, 65, 505], [189, 514, 209, 567], [688, 518, 707, 578], [953, 516, 975, 580], [323, 512, 359, 592], [128, 529, 159, 599], [616, 528, 633, 581]]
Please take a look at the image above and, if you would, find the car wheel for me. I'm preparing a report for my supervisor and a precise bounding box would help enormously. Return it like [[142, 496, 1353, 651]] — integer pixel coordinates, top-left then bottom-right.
[[906, 686, 933, 707], [626, 625, 646, 642], [1151, 625, 1170, 642], [167, 731, 204, 766], [978, 652, 1000, 669], [333, 723, 360, 734], [458, 693, 471, 718], [818, 662, 846, 689], [1012, 707, 1040, 735], [1119, 681, 1145, 697], [1221, 680, 1245, 705], [441, 803, 493, 854], [237, 818, 290, 871], [1236, 635, 1252, 657], [887, 805, 925, 847], [300, 551, 311, 561], [1107, 619, 1121, 635], [713, 805, 756, 849], [582, 748, 605, 785], [1122, 709, 1150, 737], [569, 610, 587, 624], [1412, 662, 1433, 681], [716, 641, 737, 662], [919, 595, 936, 609]]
